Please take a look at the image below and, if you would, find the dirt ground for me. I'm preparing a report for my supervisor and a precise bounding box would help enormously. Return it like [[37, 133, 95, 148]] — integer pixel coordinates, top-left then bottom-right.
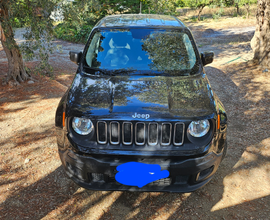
[[0, 17, 270, 219]]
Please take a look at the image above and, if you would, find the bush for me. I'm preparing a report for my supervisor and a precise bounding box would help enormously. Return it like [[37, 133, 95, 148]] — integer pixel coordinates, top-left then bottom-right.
[[53, 0, 178, 43], [11, 17, 30, 28], [212, 7, 224, 20], [54, 22, 93, 43], [12, 18, 23, 28], [176, 0, 185, 7]]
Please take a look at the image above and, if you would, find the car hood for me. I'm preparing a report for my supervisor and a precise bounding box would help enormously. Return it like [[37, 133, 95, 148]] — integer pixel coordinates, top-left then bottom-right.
[[66, 73, 216, 120]]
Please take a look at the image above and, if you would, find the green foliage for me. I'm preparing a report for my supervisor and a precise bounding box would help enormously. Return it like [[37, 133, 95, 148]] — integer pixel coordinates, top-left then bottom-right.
[[55, 0, 178, 43], [53, 0, 100, 43], [234, 0, 257, 18], [97, 0, 142, 14], [188, 16, 199, 22], [183, 0, 213, 8], [54, 23, 93, 43], [233, 11, 238, 17], [11, 18, 26, 28], [141, 31, 193, 72], [234, 0, 257, 7], [212, 6, 224, 19], [148, 0, 177, 14], [175, 0, 185, 7], [223, 0, 235, 7], [181, 0, 257, 9]]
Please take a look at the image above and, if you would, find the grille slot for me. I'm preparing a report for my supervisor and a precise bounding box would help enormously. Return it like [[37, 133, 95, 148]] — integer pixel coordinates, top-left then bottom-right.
[[110, 121, 120, 145], [161, 123, 172, 146], [97, 121, 107, 144], [135, 122, 145, 145], [148, 123, 158, 145], [122, 122, 133, 145], [173, 123, 185, 146]]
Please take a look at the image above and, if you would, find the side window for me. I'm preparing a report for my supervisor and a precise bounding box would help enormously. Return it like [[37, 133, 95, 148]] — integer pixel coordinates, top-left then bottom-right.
[[183, 34, 196, 69], [86, 32, 101, 67]]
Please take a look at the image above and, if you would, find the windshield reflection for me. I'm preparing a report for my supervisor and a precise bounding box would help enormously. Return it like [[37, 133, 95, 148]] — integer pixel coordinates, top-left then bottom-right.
[[84, 29, 199, 76]]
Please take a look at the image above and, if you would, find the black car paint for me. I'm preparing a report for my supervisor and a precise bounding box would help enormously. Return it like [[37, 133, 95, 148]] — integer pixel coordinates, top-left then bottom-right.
[[55, 14, 227, 192], [67, 73, 215, 118]]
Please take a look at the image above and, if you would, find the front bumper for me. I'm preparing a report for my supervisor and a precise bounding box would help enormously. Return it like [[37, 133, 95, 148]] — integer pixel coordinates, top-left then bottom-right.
[[59, 148, 223, 193]]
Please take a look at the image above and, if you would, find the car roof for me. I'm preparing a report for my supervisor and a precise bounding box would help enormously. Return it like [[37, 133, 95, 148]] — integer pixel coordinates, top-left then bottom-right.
[[94, 14, 187, 29]]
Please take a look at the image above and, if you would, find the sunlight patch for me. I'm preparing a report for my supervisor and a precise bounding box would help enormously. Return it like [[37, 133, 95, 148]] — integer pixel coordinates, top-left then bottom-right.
[[211, 139, 270, 212]]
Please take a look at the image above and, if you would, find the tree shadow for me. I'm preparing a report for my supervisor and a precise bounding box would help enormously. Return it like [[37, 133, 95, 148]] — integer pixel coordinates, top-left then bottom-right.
[[0, 166, 80, 219], [211, 195, 270, 218], [1, 64, 269, 219], [0, 74, 68, 106], [187, 23, 254, 49], [97, 65, 269, 219], [0, 127, 55, 150]]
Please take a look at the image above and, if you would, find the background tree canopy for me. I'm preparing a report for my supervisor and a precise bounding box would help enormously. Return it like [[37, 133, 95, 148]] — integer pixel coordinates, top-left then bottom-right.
[[54, 0, 178, 43], [0, 0, 267, 86]]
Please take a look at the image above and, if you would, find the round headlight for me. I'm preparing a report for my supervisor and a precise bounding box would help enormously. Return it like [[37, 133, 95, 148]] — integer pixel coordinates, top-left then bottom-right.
[[188, 120, 210, 137], [72, 117, 93, 135]]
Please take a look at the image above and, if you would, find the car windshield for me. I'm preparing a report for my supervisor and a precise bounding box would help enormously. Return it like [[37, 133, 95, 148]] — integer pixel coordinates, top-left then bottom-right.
[[83, 28, 200, 76]]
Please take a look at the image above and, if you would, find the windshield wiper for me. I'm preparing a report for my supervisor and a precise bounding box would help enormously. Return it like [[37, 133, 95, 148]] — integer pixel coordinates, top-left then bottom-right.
[[83, 66, 116, 76], [96, 69, 116, 76], [110, 69, 135, 75]]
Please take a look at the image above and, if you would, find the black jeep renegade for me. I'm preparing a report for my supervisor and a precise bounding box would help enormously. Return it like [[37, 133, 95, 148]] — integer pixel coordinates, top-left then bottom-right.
[[55, 14, 227, 192]]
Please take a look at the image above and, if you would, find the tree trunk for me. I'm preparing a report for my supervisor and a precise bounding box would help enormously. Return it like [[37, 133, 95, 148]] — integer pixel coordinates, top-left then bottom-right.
[[250, 0, 270, 68], [244, 3, 250, 18], [0, 3, 31, 85], [235, 3, 240, 15], [197, 5, 205, 21]]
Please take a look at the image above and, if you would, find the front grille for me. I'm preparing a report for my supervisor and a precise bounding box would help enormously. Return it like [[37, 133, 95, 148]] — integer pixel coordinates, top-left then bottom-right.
[[148, 177, 172, 186], [97, 121, 185, 146]]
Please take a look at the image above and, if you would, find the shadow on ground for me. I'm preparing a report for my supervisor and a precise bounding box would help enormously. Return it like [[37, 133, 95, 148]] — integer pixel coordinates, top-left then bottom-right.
[[1, 63, 269, 220]]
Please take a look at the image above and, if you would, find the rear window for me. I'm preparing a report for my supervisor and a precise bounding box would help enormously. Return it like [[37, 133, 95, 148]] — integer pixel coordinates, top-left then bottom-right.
[[83, 28, 200, 75]]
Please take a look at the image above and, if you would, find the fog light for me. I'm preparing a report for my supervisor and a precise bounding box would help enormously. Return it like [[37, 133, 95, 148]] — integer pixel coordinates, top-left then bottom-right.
[[196, 166, 214, 182], [91, 173, 104, 182]]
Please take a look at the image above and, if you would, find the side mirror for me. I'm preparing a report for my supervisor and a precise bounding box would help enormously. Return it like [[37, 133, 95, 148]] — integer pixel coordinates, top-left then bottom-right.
[[201, 51, 214, 66], [69, 51, 82, 65]]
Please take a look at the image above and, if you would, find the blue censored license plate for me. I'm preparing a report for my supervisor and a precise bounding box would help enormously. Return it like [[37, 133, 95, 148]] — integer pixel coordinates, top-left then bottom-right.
[[115, 162, 170, 188]]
